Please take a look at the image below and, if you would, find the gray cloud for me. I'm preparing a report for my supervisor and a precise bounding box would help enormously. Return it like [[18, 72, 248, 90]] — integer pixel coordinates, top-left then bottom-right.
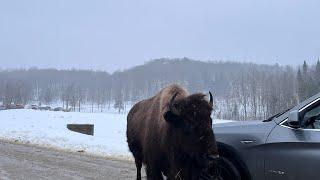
[[0, 0, 319, 72]]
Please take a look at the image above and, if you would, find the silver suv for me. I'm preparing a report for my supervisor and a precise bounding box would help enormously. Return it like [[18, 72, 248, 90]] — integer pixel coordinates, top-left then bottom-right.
[[213, 93, 320, 180]]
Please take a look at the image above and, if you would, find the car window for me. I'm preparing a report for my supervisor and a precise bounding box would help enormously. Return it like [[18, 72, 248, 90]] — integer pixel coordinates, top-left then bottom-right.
[[301, 103, 320, 129]]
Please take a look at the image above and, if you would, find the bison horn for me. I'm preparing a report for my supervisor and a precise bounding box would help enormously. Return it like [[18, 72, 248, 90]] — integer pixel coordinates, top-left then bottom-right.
[[209, 91, 213, 107], [169, 92, 180, 115]]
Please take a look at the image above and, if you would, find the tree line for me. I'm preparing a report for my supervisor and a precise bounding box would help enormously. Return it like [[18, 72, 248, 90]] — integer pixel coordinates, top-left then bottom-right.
[[217, 60, 320, 120], [0, 58, 319, 120]]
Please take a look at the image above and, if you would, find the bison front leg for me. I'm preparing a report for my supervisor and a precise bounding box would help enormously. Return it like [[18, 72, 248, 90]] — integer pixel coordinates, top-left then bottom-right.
[[145, 163, 164, 180], [135, 159, 142, 180], [166, 163, 184, 180]]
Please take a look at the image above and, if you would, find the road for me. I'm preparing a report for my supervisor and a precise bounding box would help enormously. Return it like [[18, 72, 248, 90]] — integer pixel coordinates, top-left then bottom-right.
[[0, 140, 145, 180]]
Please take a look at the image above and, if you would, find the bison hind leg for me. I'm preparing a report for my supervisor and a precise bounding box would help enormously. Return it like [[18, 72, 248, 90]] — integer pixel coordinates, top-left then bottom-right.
[[129, 143, 143, 180]]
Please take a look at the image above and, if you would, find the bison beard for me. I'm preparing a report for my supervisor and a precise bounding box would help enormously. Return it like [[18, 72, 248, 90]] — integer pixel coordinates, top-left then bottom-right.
[[127, 84, 219, 180]]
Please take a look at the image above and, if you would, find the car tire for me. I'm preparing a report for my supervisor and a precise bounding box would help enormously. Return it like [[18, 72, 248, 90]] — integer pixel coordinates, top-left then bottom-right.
[[215, 156, 241, 180]]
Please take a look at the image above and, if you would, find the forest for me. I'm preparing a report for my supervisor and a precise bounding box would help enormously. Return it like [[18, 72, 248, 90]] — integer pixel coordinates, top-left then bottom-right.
[[1, 58, 319, 120]]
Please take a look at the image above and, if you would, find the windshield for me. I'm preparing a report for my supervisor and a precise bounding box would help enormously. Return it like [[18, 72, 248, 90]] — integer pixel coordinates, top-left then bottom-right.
[[263, 108, 293, 122]]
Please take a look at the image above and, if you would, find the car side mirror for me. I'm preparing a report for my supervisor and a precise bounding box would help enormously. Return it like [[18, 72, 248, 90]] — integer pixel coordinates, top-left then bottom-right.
[[287, 110, 300, 128]]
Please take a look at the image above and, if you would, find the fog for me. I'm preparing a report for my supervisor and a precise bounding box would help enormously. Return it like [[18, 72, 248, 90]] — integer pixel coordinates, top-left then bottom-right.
[[1, 0, 320, 72]]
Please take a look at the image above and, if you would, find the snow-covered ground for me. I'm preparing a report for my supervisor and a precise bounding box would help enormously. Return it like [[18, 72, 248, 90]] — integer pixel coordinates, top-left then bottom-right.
[[28, 101, 134, 114], [0, 109, 233, 159]]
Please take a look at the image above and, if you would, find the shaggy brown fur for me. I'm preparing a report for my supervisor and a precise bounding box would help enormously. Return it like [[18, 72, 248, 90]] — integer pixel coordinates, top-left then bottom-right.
[[127, 84, 219, 180]]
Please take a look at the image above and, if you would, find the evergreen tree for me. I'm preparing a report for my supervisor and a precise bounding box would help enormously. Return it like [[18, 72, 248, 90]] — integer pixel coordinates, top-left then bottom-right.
[[303, 60, 308, 76], [299, 61, 318, 101], [315, 59, 320, 93], [297, 68, 304, 102], [316, 59, 320, 81]]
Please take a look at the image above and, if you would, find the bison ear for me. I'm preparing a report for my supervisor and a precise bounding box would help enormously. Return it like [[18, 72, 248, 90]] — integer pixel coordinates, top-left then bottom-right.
[[164, 111, 182, 127]]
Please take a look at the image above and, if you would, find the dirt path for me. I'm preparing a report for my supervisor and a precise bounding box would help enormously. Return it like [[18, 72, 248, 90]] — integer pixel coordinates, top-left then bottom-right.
[[0, 140, 145, 180]]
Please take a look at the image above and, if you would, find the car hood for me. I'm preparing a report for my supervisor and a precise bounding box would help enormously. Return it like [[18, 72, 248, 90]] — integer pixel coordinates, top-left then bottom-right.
[[213, 120, 264, 128], [213, 120, 277, 146]]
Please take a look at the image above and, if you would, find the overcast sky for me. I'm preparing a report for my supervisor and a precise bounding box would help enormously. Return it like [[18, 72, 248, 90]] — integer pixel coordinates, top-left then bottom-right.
[[0, 0, 319, 72]]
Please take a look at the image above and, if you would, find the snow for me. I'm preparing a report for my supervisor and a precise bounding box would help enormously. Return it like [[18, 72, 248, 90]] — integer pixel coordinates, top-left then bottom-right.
[[0, 109, 233, 159], [30, 101, 134, 114]]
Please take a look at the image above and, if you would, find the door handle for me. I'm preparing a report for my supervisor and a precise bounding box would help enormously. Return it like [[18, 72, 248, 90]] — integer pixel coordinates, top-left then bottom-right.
[[241, 140, 254, 144]]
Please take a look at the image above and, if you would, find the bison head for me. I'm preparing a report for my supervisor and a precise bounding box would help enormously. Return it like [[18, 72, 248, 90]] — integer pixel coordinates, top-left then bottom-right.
[[164, 91, 218, 160]]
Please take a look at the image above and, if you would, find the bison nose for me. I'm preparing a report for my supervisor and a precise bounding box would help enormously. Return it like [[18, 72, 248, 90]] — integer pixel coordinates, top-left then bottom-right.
[[207, 154, 219, 161], [208, 155, 219, 160]]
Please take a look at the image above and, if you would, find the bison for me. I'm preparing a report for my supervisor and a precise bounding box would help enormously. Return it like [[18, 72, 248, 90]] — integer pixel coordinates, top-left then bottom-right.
[[127, 84, 219, 180]]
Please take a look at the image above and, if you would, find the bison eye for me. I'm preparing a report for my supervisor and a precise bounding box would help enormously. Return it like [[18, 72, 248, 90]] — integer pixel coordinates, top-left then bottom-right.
[[199, 135, 205, 141]]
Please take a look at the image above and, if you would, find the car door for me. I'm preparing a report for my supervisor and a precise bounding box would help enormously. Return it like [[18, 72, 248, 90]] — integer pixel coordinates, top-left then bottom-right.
[[264, 99, 320, 180]]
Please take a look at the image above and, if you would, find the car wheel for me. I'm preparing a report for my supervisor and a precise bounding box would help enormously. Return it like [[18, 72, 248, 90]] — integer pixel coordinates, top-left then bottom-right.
[[214, 157, 241, 180]]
